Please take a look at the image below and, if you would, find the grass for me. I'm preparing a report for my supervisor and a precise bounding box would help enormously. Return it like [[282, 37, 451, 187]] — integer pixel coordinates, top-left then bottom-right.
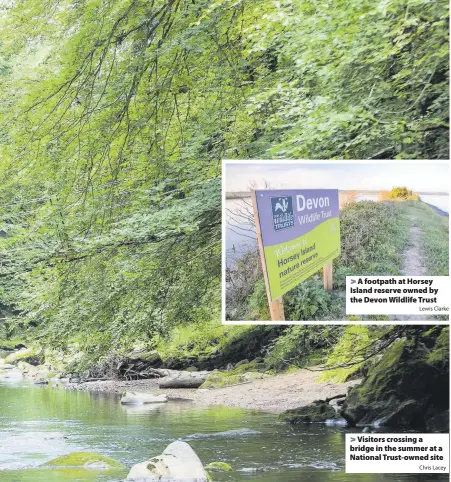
[[338, 201, 409, 276], [229, 201, 412, 321], [399, 201, 449, 276], [228, 200, 449, 322]]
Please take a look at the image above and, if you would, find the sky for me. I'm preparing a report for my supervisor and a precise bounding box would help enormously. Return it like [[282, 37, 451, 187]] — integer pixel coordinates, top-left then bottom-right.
[[225, 162, 450, 193]]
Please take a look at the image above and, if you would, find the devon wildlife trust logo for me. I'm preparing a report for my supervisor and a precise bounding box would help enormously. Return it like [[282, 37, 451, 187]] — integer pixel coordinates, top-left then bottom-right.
[[270, 196, 294, 231]]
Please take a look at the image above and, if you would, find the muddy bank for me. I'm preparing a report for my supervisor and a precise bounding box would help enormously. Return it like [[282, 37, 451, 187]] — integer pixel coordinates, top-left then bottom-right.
[[422, 201, 449, 217], [66, 369, 359, 413]]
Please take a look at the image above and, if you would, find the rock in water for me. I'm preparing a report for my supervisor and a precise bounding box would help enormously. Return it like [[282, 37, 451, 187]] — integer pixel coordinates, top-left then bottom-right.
[[341, 328, 449, 431], [33, 379, 49, 385], [126, 441, 208, 481], [120, 392, 168, 404], [0, 368, 23, 381], [279, 400, 341, 424], [204, 461, 233, 472], [43, 452, 125, 469]]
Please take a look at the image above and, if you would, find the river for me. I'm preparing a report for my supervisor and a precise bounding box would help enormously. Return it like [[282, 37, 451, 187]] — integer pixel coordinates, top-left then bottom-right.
[[0, 381, 447, 481]]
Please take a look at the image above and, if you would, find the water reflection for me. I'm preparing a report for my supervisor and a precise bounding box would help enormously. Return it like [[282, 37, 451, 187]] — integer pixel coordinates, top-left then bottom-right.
[[0, 382, 447, 481]]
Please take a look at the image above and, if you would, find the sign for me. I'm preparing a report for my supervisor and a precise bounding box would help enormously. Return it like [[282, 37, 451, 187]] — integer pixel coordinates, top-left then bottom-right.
[[253, 189, 341, 300]]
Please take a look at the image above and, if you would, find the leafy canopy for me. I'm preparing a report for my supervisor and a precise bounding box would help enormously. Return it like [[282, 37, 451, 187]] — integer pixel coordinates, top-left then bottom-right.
[[0, 0, 448, 356]]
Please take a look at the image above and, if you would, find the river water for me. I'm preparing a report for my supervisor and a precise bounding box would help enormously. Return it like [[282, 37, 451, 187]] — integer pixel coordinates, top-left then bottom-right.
[[0, 381, 447, 481]]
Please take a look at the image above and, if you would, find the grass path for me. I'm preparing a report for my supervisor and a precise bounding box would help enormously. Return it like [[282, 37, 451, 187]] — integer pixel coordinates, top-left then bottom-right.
[[392, 214, 429, 321], [392, 201, 448, 321], [400, 217, 427, 276]]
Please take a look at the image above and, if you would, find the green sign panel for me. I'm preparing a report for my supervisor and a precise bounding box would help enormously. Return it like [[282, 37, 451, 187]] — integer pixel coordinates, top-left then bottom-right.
[[254, 189, 340, 300]]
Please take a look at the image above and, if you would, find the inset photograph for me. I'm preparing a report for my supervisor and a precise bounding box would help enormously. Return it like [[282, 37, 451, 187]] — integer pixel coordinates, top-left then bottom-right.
[[224, 161, 449, 322]]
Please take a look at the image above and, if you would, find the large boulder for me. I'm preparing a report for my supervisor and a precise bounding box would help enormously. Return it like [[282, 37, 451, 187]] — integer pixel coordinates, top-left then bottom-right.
[[17, 361, 54, 381], [120, 392, 168, 404], [279, 400, 341, 424], [17, 361, 39, 378], [126, 441, 208, 481], [341, 328, 449, 431]]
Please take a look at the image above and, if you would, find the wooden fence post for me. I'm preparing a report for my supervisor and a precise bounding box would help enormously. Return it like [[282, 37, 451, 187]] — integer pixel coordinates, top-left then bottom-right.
[[323, 262, 333, 291], [250, 189, 285, 321]]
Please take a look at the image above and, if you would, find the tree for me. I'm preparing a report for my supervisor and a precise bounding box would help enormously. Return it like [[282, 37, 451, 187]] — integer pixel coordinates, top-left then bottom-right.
[[0, 0, 448, 359]]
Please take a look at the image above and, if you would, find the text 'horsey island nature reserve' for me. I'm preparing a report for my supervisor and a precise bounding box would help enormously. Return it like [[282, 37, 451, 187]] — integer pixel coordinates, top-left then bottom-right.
[[253, 189, 341, 300]]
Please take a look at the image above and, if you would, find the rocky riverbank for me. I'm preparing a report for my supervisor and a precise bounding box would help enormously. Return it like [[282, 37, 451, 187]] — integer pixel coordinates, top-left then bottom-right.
[[280, 327, 449, 432], [65, 368, 359, 413], [1, 346, 359, 413], [2, 326, 448, 430]]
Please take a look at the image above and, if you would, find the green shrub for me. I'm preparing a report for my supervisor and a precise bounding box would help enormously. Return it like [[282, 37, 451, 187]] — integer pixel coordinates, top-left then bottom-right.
[[339, 201, 407, 274], [245, 279, 270, 320], [283, 278, 332, 320], [388, 186, 419, 200]]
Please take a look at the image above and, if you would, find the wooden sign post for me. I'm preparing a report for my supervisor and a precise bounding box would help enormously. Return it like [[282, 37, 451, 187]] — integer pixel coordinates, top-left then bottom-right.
[[323, 262, 333, 291], [251, 189, 285, 321]]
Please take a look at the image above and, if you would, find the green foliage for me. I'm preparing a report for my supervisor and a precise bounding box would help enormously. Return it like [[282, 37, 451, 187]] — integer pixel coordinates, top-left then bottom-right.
[[318, 326, 390, 383], [245, 279, 270, 321], [265, 325, 340, 369], [427, 327, 449, 367], [0, 0, 448, 361], [399, 201, 449, 276], [236, 0, 449, 160], [155, 321, 253, 360], [283, 278, 333, 320]]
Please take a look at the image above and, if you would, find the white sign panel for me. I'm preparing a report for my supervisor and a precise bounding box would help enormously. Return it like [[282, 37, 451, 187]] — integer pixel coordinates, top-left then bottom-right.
[[346, 276, 450, 315]]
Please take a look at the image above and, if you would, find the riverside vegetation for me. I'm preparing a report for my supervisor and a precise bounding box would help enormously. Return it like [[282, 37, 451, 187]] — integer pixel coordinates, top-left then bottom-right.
[[1, 325, 449, 434]]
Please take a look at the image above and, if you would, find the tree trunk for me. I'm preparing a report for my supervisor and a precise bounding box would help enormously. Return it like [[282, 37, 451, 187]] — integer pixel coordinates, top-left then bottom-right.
[[157, 370, 209, 389]]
